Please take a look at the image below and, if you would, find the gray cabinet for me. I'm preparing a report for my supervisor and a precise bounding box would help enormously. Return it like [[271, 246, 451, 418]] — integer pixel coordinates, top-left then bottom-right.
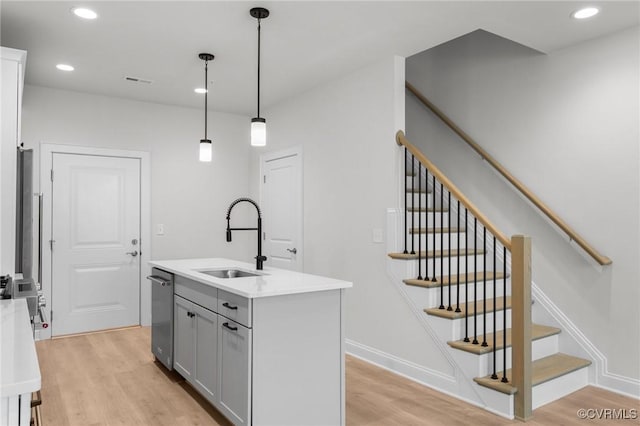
[[173, 295, 218, 406], [218, 318, 251, 425], [173, 295, 195, 380], [193, 302, 218, 403]]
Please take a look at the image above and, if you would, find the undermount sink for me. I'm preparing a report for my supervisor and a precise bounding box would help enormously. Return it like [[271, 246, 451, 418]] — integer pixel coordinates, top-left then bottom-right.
[[197, 269, 263, 279]]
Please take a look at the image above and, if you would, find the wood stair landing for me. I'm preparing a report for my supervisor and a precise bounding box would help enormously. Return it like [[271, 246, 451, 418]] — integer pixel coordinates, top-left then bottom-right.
[[388, 248, 484, 260], [448, 324, 560, 355], [424, 296, 511, 319], [474, 353, 592, 395], [403, 271, 508, 288]]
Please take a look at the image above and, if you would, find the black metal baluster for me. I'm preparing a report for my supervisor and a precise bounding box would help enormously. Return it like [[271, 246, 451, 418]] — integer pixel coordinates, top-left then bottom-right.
[[502, 245, 508, 383], [424, 170, 429, 281], [491, 236, 498, 380], [473, 217, 478, 345], [403, 148, 408, 255], [439, 183, 445, 310], [463, 208, 469, 343], [431, 175, 437, 284], [410, 156, 415, 255], [456, 200, 461, 313], [447, 191, 452, 311], [417, 163, 423, 280], [482, 226, 488, 347]]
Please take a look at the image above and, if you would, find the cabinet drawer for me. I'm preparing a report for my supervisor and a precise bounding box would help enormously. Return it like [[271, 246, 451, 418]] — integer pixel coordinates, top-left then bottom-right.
[[218, 289, 251, 328], [175, 275, 217, 312]]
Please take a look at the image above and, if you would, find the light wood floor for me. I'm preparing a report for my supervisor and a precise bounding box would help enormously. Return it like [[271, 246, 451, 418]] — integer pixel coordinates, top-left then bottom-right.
[[36, 327, 639, 425]]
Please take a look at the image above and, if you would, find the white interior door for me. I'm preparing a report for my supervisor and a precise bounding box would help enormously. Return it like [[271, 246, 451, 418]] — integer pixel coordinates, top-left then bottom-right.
[[261, 148, 303, 271], [51, 153, 140, 336]]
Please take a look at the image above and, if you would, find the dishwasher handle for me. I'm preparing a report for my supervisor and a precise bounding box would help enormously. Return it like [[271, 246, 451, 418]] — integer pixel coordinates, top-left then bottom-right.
[[146, 275, 171, 286]]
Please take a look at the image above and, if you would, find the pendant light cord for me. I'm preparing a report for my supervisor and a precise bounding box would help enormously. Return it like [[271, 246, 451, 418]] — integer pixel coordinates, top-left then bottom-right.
[[257, 18, 261, 118], [204, 59, 209, 139]]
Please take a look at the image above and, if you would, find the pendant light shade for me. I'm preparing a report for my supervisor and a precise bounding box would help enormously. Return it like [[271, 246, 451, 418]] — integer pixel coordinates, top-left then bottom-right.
[[198, 53, 214, 162], [251, 117, 266, 147], [199, 139, 212, 162], [250, 7, 269, 147]]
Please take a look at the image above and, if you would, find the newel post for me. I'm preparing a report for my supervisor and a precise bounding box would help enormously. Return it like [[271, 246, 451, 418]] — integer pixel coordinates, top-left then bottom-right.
[[512, 235, 532, 421]]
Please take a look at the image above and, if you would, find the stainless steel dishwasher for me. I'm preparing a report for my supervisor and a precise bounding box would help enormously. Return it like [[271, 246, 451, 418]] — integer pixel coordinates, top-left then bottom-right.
[[147, 268, 174, 370]]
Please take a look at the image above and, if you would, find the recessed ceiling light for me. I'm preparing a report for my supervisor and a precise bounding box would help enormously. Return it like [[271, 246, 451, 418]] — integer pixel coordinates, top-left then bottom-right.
[[72, 7, 98, 20], [56, 64, 74, 71], [194, 88, 208, 94], [572, 7, 599, 19]]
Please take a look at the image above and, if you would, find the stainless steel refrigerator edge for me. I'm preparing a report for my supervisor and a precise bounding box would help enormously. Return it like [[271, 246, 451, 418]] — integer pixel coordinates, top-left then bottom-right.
[[147, 268, 174, 370]]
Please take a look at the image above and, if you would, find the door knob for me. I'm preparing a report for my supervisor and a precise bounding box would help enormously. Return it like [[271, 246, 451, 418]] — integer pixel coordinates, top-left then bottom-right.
[[126, 250, 139, 257], [286, 248, 297, 254]]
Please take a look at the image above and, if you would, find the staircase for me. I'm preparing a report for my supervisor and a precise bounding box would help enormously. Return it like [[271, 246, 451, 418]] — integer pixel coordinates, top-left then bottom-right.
[[388, 131, 592, 420]]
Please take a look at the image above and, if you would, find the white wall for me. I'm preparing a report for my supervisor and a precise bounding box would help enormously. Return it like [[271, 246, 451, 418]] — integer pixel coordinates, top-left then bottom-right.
[[21, 85, 254, 331], [406, 27, 640, 384], [248, 56, 453, 375]]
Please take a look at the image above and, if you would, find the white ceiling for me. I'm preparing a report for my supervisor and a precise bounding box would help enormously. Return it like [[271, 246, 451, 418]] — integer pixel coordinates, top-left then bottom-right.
[[2, 1, 638, 115]]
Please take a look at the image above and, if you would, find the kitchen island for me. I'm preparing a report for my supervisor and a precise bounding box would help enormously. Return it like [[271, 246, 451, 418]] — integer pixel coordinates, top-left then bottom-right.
[[148, 258, 352, 426]]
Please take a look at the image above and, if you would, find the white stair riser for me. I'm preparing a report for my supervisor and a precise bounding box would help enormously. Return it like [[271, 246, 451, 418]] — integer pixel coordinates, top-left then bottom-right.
[[474, 384, 514, 418], [532, 367, 589, 409], [408, 211, 450, 227], [405, 281, 511, 309], [409, 232, 468, 250], [429, 310, 512, 342], [406, 192, 435, 208], [406, 254, 487, 276], [405, 279, 511, 312], [450, 335, 559, 378]]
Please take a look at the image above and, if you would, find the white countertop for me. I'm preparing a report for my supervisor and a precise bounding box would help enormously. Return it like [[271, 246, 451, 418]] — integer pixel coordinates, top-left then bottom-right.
[[149, 258, 352, 298], [0, 299, 41, 397]]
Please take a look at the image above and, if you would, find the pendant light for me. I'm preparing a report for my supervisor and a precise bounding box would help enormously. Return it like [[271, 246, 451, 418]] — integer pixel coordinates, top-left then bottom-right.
[[250, 7, 269, 147], [198, 53, 214, 162]]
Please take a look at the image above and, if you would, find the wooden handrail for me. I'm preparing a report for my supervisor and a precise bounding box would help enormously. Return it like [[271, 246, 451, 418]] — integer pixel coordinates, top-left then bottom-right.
[[396, 130, 511, 250], [406, 81, 612, 266]]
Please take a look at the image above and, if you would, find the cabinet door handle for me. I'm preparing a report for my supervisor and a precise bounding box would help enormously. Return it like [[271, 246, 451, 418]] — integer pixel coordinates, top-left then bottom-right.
[[222, 322, 238, 331], [187, 312, 195, 318], [222, 302, 238, 310]]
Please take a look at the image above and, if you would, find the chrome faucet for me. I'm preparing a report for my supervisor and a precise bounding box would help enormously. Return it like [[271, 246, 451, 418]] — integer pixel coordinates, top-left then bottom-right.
[[226, 198, 267, 270]]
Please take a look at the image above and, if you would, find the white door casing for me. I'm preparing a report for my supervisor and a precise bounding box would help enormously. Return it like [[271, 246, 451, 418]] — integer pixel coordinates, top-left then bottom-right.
[[260, 147, 303, 272], [51, 153, 140, 336], [40, 144, 151, 340]]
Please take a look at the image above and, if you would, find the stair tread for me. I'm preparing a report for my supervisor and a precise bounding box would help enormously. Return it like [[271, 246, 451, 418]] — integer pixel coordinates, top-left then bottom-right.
[[474, 353, 592, 395], [424, 296, 511, 319], [406, 187, 432, 194], [448, 324, 561, 354], [409, 227, 465, 234], [407, 207, 448, 213], [388, 249, 485, 260], [404, 271, 508, 288]]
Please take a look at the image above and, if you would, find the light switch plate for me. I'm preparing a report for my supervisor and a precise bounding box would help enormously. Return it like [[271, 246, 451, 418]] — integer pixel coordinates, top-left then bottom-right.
[[372, 228, 384, 243], [156, 224, 165, 235]]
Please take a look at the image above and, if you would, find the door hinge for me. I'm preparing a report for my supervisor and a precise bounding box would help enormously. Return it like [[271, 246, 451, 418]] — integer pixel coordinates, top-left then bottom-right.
[[263, 175, 266, 183], [49, 239, 55, 250], [50, 169, 54, 182], [263, 231, 266, 240], [50, 310, 53, 321]]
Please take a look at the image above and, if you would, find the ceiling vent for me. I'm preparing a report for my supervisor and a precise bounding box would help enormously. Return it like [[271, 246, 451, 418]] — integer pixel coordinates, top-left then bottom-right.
[[124, 76, 153, 84]]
